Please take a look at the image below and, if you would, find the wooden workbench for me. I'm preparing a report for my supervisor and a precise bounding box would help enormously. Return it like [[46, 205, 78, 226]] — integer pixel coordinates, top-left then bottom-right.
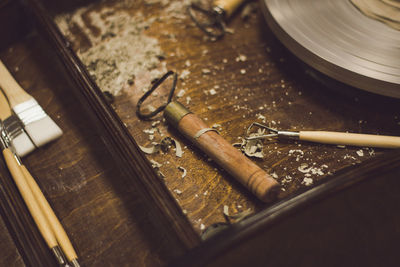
[[0, 0, 399, 266]]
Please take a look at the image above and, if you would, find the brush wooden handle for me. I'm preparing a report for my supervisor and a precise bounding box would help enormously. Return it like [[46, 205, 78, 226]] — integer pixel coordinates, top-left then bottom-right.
[[0, 86, 12, 120], [20, 165, 78, 262], [178, 113, 279, 202], [214, 0, 245, 17], [299, 131, 400, 148], [0, 60, 32, 108], [2, 148, 57, 249]]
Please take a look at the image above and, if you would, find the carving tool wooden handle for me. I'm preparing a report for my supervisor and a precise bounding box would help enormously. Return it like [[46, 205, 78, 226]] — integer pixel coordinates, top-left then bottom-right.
[[20, 164, 78, 262], [2, 148, 57, 249], [214, 0, 245, 17], [164, 102, 279, 202], [299, 131, 400, 148], [0, 60, 32, 108]]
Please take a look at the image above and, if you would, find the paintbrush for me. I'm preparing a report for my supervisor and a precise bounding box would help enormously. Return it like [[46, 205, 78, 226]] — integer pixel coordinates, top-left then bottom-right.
[[0, 89, 80, 266], [0, 60, 62, 148], [0, 89, 66, 265]]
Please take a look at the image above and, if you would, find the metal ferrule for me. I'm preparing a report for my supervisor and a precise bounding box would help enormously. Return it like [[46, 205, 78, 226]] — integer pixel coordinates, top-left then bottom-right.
[[70, 258, 81, 267], [0, 121, 10, 150], [164, 101, 191, 128], [0, 121, 22, 164], [277, 131, 300, 140], [13, 98, 47, 125], [3, 115, 26, 143], [51, 246, 67, 265], [212, 5, 226, 18]]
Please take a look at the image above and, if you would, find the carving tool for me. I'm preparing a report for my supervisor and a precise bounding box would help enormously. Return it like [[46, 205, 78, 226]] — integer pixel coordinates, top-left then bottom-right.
[[0, 60, 63, 148], [137, 71, 279, 202], [0, 89, 80, 266], [246, 122, 400, 148], [188, 0, 247, 38]]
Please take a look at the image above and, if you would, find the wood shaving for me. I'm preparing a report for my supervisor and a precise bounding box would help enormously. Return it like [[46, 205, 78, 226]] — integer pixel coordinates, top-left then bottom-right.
[[140, 136, 183, 157], [139, 144, 160, 154], [150, 159, 162, 168], [177, 89, 185, 98], [173, 189, 182, 195], [223, 205, 229, 216], [209, 89, 217, 95], [302, 177, 313, 186], [178, 166, 187, 178], [233, 138, 264, 158]]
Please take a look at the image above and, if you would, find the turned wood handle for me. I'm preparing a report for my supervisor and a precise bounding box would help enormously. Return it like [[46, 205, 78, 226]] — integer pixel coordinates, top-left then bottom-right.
[[20, 165, 78, 262], [2, 148, 57, 249], [0, 60, 32, 108], [214, 0, 245, 17], [300, 131, 400, 148], [178, 113, 279, 202], [0, 87, 12, 121]]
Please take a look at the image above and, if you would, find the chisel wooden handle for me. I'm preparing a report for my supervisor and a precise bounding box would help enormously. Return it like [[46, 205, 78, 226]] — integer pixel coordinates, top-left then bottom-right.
[[300, 131, 400, 148], [214, 0, 245, 17], [2, 148, 58, 249], [164, 102, 279, 202], [20, 164, 78, 262]]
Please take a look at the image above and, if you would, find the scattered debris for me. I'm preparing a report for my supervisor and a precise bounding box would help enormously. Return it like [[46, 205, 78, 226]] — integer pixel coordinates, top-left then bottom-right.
[[174, 189, 182, 195], [150, 159, 162, 168], [202, 68, 211, 75], [223, 205, 229, 217], [56, 7, 166, 95], [356, 149, 364, 157], [139, 136, 183, 157], [302, 177, 313, 186], [236, 54, 247, 62], [233, 138, 264, 158], [209, 88, 217, 95], [178, 166, 187, 178], [177, 89, 186, 98]]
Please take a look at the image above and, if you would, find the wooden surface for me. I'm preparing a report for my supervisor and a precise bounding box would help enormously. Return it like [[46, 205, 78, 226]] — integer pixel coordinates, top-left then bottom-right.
[[174, 149, 400, 267], [0, 22, 186, 266], [0, 0, 399, 266], [50, 0, 400, 235]]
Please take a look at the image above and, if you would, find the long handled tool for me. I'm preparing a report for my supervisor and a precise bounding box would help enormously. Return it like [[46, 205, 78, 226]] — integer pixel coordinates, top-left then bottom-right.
[[188, 0, 247, 39], [246, 122, 400, 148], [137, 71, 279, 202], [0, 88, 79, 266]]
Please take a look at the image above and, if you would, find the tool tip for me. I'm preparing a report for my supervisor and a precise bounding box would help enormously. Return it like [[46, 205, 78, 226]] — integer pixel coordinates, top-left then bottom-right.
[[70, 258, 81, 267]]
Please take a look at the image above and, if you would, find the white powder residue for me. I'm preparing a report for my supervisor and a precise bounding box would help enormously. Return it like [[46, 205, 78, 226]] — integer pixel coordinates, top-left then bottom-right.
[[55, 7, 166, 96]]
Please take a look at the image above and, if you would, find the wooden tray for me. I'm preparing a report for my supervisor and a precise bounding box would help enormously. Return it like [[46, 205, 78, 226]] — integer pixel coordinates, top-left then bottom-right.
[[1, 0, 400, 266]]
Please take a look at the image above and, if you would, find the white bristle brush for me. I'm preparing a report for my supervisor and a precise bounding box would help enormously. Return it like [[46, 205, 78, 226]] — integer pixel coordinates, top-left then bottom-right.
[[0, 60, 62, 147]]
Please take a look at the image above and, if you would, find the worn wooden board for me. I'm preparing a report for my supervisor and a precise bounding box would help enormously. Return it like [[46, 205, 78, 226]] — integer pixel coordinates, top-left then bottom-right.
[[0, 31, 185, 266], [49, 0, 400, 235]]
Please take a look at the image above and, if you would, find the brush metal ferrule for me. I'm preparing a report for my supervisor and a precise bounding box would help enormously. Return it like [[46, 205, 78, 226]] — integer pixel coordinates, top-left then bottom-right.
[[13, 98, 47, 126], [0, 121, 10, 150], [3, 115, 27, 143], [0, 121, 23, 164]]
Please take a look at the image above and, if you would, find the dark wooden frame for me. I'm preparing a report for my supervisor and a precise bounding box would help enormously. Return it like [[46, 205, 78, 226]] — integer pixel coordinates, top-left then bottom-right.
[[1, 0, 399, 266]]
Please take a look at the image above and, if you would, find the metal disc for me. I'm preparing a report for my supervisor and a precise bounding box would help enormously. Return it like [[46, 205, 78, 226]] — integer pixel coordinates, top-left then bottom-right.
[[261, 0, 400, 98]]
